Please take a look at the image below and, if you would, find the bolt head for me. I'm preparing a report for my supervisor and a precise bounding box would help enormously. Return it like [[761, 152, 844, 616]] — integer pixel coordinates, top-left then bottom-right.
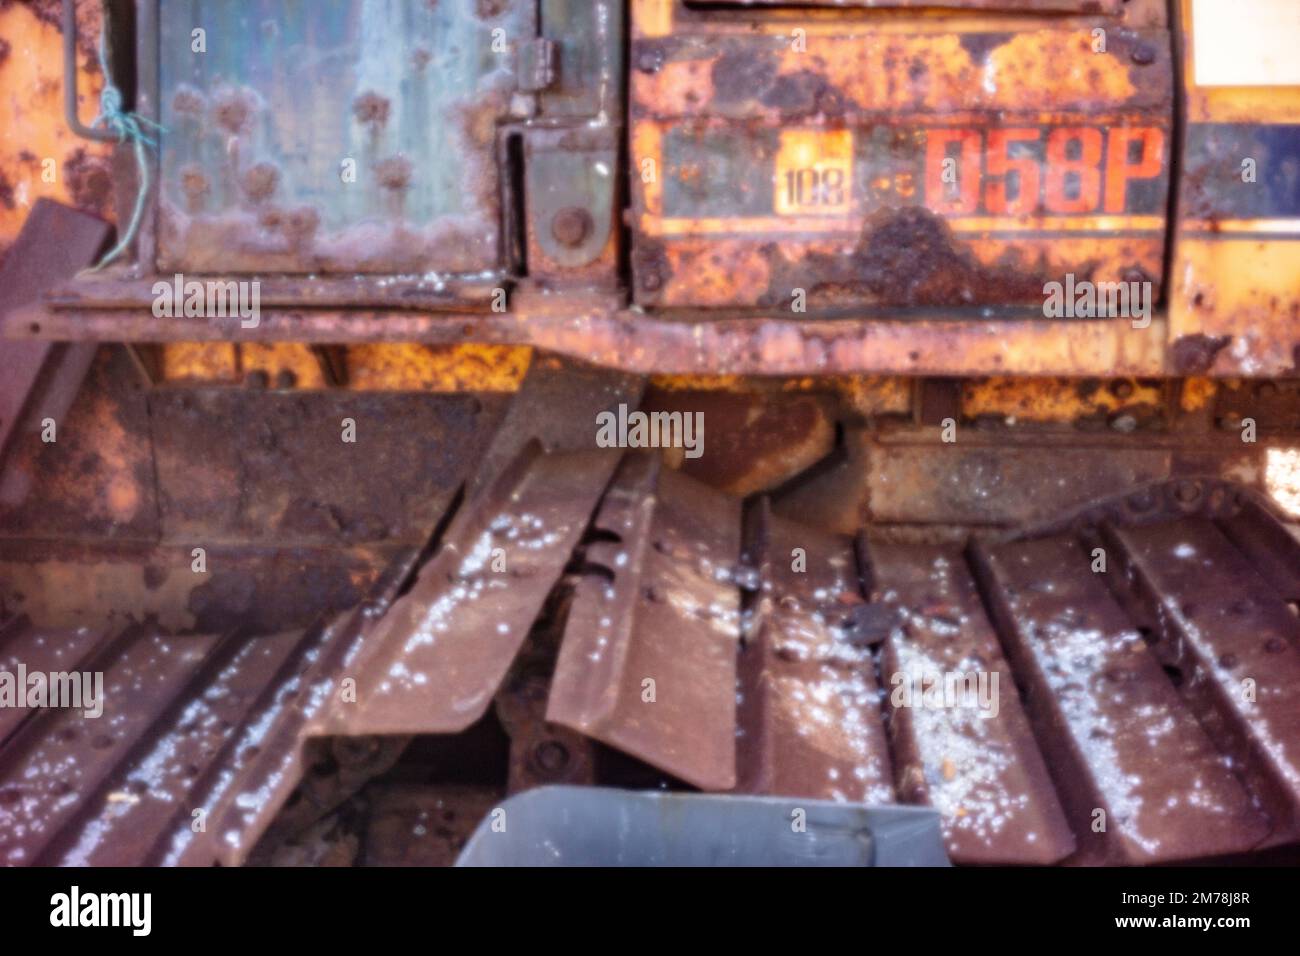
[[551, 207, 594, 248], [1131, 42, 1157, 65]]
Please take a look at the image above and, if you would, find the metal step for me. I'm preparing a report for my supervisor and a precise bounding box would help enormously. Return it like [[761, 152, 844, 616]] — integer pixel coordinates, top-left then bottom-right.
[[548, 453, 743, 790], [734, 502, 895, 807], [972, 534, 1270, 863], [868, 540, 1075, 865], [1104, 517, 1300, 845]]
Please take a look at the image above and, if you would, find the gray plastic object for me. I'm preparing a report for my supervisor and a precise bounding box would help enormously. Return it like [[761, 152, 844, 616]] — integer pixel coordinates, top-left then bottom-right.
[[455, 786, 950, 867]]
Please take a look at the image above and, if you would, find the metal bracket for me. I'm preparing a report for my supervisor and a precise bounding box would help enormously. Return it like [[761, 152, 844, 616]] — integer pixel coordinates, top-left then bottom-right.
[[517, 37, 558, 92]]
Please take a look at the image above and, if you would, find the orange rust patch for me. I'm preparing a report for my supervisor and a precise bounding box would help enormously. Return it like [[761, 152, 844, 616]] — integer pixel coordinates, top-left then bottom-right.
[[0, 2, 112, 264], [963, 377, 1164, 423], [347, 344, 530, 392], [1179, 377, 1217, 412]]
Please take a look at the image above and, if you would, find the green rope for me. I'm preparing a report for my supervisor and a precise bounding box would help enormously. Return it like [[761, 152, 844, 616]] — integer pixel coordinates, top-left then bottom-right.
[[85, 31, 163, 272]]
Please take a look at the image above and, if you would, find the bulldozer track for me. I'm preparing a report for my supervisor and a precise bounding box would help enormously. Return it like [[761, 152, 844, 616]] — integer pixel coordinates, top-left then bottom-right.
[[2, 462, 1298, 866]]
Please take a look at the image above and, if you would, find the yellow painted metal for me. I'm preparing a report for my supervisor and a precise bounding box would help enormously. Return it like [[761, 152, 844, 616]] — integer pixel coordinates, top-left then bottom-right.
[[1169, 0, 1300, 377], [963, 377, 1164, 422]]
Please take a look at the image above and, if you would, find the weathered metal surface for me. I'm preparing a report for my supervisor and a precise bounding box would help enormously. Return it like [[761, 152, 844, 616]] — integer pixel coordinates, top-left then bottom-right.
[[0, 347, 508, 547], [155, 0, 532, 276], [0, 617, 112, 745], [548, 453, 743, 789], [45, 627, 309, 866], [523, 124, 621, 284], [639, 388, 834, 495], [149, 388, 503, 547], [45, 273, 504, 313], [0, 351, 638, 635], [868, 441, 1170, 526], [163, 562, 418, 867], [0, 199, 109, 471], [1167, 0, 1300, 377], [866, 540, 1075, 864], [1217, 498, 1300, 601], [0, 1, 113, 270], [12, 0, 1294, 387], [535, 0, 624, 121], [5, 299, 1176, 376], [989, 475, 1255, 543], [359, 784, 503, 866], [0, 347, 159, 540], [310, 445, 622, 738], [3, 459, 1300, 865], [466, 352, 643, 500], [972, 535, 1270, 864], [962, 376, 1167, 428], [0, 623, 226, 865], [735, 501, 896, 804], [0, 549, 425, 867], [1105, 518, 1300, 845], [1215, 380, 1300, 434], [0, 538, 399, 636], [630, 0, 1172, 309]]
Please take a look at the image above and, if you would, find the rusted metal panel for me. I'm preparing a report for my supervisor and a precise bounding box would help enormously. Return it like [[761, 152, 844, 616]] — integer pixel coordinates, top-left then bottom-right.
[[0, 617, 113, 746], [0, 199, 109, 471], [1214, 380, 1300, 434], [163, 562, 419, 866], [466, 352, 644, 500], [149, 388, 503, 547], [1106, 518, 1300, 845], [0, 624, 226, 865], [736, 502, 896, 804], [0, 347, 160, 541], [1166, 0, 1300, 377], [1217, 499, 1300, 601], [548, 453, 743, 790], [5, 299, 1175, 377], [45, 627, 309, 866], [972, 535, 1270, 863], [868, 442, 1170, 526], [630, 2, 1172, 309], [962, 376, 1167, 427], [0, 1, 114, 269], [155, 0, 533, 276], [0, 539, 395, 637], [535, 0, 624, 121], [1, 347, 506, 545], [308, 445, 622, 737], [771, 426, 875, 535], [640, 387, 834, 495], [45, 273, 504, 313], [866, 541, 1075, 864]]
